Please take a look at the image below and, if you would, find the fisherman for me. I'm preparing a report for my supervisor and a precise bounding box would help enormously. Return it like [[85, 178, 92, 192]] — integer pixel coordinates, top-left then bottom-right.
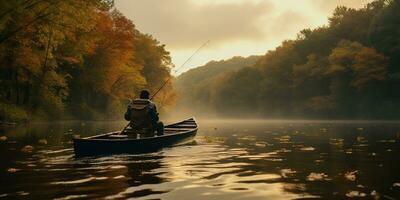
[[124, 90, 164, 136]]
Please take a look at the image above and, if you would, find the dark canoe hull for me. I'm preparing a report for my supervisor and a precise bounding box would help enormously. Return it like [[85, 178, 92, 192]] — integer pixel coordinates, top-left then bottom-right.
[[73, 118, 197, 157]]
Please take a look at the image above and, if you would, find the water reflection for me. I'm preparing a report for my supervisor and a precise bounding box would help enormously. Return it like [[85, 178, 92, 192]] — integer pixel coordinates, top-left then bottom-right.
[[0, 120, 400, 199]]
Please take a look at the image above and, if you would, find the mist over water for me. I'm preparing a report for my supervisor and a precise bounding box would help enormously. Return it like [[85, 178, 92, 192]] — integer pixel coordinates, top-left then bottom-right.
[[1, 119, 400, 199]]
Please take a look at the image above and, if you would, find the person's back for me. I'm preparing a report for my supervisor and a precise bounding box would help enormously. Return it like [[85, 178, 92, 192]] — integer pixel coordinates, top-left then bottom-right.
[[124, 90, 164, 136], [127, 98, 153, 130]]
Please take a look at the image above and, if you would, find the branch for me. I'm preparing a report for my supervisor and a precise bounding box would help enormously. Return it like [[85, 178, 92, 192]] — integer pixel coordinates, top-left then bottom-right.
[[0, 12, 51, 44]]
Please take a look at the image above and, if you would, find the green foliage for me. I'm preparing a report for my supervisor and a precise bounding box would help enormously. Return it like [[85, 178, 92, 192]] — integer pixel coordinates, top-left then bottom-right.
[[175, 0, 400, 119], [0, 102, 28, 122], [174, 56, 261, 116]]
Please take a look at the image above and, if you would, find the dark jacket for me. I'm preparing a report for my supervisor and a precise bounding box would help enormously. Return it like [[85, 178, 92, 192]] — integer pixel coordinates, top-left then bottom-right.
[[124, 99, 159, 129]]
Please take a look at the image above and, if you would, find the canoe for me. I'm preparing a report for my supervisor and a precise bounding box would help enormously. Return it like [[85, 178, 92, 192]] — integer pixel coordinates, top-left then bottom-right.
[[73, 118, 198, 157]]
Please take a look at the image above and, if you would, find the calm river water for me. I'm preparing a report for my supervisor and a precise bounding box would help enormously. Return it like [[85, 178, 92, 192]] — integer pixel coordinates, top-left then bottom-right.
[[0, 120, 400, 199]]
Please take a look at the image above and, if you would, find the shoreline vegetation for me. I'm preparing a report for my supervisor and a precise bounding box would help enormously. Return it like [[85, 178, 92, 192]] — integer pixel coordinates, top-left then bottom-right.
[[0, 0, 175, 123], [1, 0, 400, 123], [175, 0, 400, 119]]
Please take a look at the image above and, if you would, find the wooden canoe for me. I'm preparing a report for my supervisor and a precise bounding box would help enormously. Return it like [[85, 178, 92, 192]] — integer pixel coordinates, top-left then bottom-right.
[[73, 118, 198, 157]]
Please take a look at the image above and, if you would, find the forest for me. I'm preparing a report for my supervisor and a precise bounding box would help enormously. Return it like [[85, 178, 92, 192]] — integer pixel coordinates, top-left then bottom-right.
[[2, 0, 400, 122], [175, 0, 400, 119], [0, 0, 175, 122]]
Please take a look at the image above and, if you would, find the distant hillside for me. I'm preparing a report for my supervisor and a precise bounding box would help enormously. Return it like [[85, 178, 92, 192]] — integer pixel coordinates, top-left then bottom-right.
[[174, 55, 261, 116], [173, 0, 400, 119]]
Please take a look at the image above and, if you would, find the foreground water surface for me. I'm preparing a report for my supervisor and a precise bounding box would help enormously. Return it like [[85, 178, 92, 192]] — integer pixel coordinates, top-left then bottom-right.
[[1, 119, 400, 199]]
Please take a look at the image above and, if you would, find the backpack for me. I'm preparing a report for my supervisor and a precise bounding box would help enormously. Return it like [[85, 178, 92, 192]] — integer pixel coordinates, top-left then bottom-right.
[[127, 99, 153, 133]]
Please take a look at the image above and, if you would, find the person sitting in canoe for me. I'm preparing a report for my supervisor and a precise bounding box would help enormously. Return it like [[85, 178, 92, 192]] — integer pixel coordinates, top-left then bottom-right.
[[124, 90, 164, 136]]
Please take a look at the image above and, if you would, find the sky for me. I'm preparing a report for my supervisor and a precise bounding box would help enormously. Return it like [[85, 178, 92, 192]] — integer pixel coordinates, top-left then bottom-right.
[[115, 0, 372, 75]]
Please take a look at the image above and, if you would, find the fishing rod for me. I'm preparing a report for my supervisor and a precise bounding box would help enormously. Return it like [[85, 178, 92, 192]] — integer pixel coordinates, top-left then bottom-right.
[[120, 41, 209, 135], [150, 40, 210, 100]]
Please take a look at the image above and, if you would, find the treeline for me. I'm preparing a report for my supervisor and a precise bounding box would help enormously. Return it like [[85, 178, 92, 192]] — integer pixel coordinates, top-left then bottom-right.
[[175, 0, 400, 119], [174, 56, 261, 116], [0, 0, 174, 122]]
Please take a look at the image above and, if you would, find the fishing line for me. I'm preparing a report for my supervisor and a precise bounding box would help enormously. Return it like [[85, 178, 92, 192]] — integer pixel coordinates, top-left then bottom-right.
[[150, 40, 210, 100]]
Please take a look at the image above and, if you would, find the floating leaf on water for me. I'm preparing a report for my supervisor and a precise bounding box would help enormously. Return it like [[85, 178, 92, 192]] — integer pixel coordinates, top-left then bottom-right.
[[38, 139, 48, 145], [21, 145, 34, 153], [329, 138, 344, 146], [264, 130, 271, 134], [237, 135, 256, 141], [254, 142, 267, 147], [280, 169, 296, 178], [73, 134, 81, 139], [393, 182, 400, 187], [345, 149, 353, 154], [16, 191, 29, 196], [371, 153, 377, 156], [276, 148, 291, 153], [357, 136, 366, 142], [377, 140, 396, 143], [274, 135, 291, 143], [357, 127, 364, 131], [203, 136, 225, 143], [109, 165, 126, 169], [307, 172, 329, 181], [370, 190, 380, 199], [345, 190, 366, 198], [7, 168, 19, 173], [344, 170, 358, 181], [300, 147, 315, 151], [320, 128, 328, 132], [0, 136, 7, 141]]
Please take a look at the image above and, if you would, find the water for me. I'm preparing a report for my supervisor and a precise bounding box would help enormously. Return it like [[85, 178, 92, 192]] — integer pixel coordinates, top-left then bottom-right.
[[1, 120, 400, 199]]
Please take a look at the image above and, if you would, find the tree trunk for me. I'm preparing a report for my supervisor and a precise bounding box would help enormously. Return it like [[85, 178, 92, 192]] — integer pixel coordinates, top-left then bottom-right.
[[24, 81, 30, 105], [15, 72, 19, 105]]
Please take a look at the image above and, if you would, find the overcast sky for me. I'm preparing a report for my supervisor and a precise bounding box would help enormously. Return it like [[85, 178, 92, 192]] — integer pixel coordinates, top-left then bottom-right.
[[115, 0, 372, 75]]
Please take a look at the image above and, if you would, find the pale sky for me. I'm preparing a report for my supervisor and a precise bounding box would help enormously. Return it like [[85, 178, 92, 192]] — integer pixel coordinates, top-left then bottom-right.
[[115, 0, 372, 75]]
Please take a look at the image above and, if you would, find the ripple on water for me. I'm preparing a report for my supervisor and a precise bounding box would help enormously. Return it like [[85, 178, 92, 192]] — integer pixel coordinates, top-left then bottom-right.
[[50, 176, 108, 185], [113, 175, 125, 179], [2, 121, 400, 200], [54, 195, 88, 200], [37, 148, 73, 155]]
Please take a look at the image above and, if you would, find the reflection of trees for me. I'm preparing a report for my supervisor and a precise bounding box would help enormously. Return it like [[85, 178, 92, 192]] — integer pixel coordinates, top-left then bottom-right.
[[214, 122, 400, 199], [123, 155, 168, 198], [126, 155, 166, 186]]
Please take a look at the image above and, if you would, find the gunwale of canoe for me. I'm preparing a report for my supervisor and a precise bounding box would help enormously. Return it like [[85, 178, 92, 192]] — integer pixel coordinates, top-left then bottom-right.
[[77, 117, 198, 141], [73, 117, 198, 156]]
